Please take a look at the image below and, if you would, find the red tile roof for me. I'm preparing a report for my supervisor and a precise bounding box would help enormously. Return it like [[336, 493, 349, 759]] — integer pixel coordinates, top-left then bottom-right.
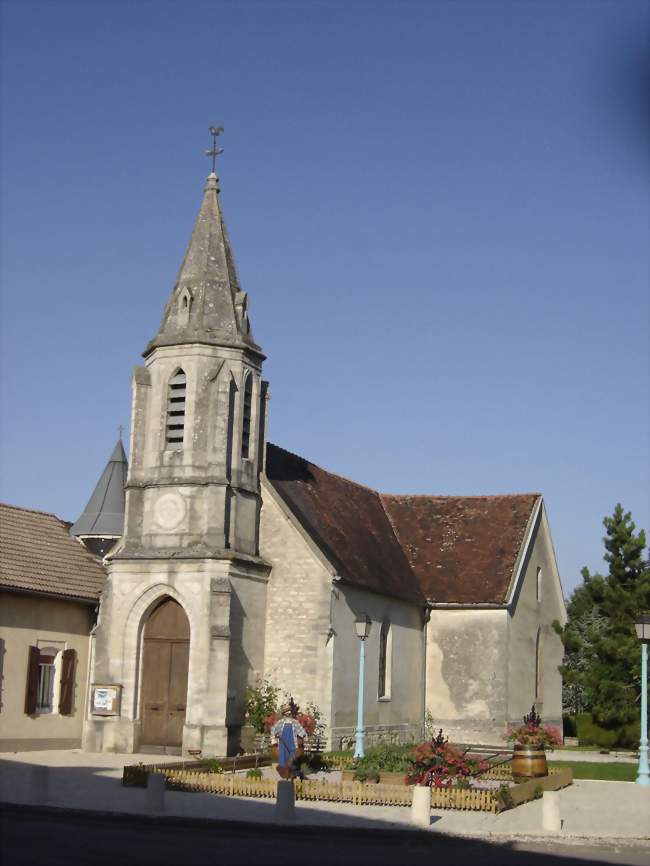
[[382, 494, 540, 604], [265, 444, 424, 603], [0, 503, 106, 601], [266, 444, 539, 605]]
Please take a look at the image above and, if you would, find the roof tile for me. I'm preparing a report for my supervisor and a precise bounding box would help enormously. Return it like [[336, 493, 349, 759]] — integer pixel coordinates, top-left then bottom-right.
[[0, 503, 106, 601], [266, 443, 539, 606]]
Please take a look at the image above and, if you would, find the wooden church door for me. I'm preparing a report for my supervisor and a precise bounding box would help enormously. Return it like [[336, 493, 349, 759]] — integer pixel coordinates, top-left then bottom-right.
[[141, 598, 190, 750]]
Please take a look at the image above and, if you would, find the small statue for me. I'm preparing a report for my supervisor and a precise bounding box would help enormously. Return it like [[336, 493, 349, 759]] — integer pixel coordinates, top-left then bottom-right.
[[270, 697, 306, 780]]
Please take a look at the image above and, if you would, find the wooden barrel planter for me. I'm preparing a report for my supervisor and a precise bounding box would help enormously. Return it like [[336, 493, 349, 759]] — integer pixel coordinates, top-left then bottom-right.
[[511, 745, 548, 782]]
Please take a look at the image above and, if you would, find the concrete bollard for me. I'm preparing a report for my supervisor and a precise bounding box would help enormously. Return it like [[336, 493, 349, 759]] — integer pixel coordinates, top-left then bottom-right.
[[30, 765, 49, 804], [542, 789, 561, 832], [275, 780, 295, 821], [411, 784, 431, 827], [145, 772, 166, 814]]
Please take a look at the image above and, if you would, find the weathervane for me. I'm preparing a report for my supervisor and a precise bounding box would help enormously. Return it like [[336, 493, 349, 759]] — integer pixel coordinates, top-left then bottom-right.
[[206, 125, 224, 174]]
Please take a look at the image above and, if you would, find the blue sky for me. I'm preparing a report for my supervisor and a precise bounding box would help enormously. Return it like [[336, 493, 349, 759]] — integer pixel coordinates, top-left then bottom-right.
[[1, 0, 648, 595]]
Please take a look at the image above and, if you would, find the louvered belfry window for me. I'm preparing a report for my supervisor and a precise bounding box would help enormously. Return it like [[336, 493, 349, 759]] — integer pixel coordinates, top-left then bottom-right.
[[241, 374, 253, 459], [166, 369, 186, 448]]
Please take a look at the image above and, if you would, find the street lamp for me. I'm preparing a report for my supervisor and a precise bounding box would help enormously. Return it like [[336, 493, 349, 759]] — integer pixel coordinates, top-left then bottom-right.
[[354, 613, 372, 759], [634, 613, 650, 787]]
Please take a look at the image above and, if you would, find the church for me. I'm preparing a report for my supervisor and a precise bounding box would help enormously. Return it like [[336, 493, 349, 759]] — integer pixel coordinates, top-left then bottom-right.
[[0, 160, 566, 756]]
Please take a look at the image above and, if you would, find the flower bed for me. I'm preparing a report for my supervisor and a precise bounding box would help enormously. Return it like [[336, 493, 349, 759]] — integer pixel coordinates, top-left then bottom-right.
[[156, 765, 572, 812], [162, 771, 493, 809], [406, 731, 489, 788]]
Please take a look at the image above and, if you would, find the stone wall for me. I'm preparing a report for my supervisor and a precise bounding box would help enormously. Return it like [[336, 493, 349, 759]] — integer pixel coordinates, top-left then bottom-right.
[[82, 556, 269, 757], [425, 503, 567, 745], [425, 608, 509, 745], [506, 504, 566, 730], [330, 583, 426, 749], [259, 483, 334, 735]]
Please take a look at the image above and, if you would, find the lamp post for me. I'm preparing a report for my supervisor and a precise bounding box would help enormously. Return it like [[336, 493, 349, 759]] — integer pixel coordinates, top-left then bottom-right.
[[354, 613, 372, 759], [634, 614, 650, 787]]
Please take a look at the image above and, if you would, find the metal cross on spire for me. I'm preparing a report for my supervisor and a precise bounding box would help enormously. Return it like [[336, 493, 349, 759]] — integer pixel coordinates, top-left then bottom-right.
[[117, 424, 124, 441], [206, 125, 224, 174]]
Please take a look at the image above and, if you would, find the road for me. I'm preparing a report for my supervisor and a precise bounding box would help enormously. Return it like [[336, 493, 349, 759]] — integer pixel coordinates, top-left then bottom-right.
[[1, 806, 648, 866]]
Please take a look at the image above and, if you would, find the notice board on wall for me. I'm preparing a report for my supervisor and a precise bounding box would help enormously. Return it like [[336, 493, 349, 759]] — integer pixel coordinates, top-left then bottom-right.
[[90, 684, 122, 716]]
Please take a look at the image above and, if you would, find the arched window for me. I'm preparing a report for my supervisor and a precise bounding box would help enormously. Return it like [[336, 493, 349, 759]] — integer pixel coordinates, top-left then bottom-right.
[[535, 627, 543, 702], [536, 567, 542, 603], [378, 619, 392, 699], [166, 369, 186, 448], [241, 374, 253, 459]]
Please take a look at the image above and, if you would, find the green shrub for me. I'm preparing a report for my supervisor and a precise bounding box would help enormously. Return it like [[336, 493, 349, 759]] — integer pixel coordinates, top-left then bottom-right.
[[576, 713, 639, 749], [354, 743, 412, 773], [204, 759, 224, 773], [246, 768, 263, 780], [321, 749, 354, 769], [244, 678, 280, 734], [562, 715, 577, 737], [353, 769, 380, 783], [305, 752, 329, 772]]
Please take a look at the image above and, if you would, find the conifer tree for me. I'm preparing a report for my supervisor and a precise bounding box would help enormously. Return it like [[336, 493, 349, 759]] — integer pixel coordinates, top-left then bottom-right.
[[557, 504, 650, 730]]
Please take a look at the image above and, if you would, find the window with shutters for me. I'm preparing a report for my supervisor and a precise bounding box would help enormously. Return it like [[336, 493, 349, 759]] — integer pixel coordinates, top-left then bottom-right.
[[37, 653, 56, 712], [241, 374, 253, 459], [166, 369, 186, 448], [378, 619, 392, 700], [25, 645, 76, 716]]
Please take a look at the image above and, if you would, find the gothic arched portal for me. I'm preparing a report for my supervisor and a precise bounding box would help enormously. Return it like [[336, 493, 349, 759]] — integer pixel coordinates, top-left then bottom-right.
[[140, 597, 190, 750]]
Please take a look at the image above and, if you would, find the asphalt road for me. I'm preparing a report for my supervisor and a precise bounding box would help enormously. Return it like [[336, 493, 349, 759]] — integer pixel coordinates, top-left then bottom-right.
[[1, 807, 648, 866]]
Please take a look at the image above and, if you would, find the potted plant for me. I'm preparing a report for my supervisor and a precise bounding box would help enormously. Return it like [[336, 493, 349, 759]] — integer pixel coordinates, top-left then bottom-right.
[[504, 705, 562, 781]]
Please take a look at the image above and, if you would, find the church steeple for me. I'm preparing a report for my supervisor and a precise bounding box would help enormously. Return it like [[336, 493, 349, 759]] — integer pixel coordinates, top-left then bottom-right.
[[84, 145, 272, 760], [70, 439, 128, 557], [120, 145, 269, 561], [144, 171, 262, 358]]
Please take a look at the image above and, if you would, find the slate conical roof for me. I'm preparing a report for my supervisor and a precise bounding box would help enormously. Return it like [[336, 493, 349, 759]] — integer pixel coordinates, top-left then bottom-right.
[[70, 440, 128, 537], [144, 172, 263, 357]]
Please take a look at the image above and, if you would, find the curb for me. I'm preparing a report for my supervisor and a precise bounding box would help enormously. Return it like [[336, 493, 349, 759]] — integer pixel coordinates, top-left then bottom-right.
[[2, 801, 649, 845], [0, 801, 431, 843]]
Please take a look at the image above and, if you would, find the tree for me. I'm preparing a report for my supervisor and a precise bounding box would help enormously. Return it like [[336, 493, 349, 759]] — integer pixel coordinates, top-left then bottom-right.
[[558, 581, 605, 715], [557, 504, 650, 730]]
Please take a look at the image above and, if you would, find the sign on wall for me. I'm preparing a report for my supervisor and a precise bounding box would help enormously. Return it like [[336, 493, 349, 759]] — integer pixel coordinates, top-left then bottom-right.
[[90, 684, 122, 716]]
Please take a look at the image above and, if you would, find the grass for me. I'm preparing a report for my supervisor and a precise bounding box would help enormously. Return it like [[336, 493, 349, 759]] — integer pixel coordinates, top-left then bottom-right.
[[548, 761, 638, 782], [558, 744, 637, 753]]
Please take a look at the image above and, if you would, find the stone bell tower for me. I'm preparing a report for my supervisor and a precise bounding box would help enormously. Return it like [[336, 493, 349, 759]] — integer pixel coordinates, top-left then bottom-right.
[[84, 145, 271, 756]]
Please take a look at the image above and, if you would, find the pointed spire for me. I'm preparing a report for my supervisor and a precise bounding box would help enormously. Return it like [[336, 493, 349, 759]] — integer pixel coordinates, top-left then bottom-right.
[[70, 440, 128, 538], [144, 170, 263, 358]]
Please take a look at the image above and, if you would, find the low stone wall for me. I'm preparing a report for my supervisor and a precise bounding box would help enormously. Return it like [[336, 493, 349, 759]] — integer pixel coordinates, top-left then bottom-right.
[[330, 723, 423, 751]]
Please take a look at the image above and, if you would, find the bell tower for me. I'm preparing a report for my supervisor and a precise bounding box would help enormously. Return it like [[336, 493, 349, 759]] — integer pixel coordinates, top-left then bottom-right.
[[84, 135, 271, 757], [122, 166, 267, 557]]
